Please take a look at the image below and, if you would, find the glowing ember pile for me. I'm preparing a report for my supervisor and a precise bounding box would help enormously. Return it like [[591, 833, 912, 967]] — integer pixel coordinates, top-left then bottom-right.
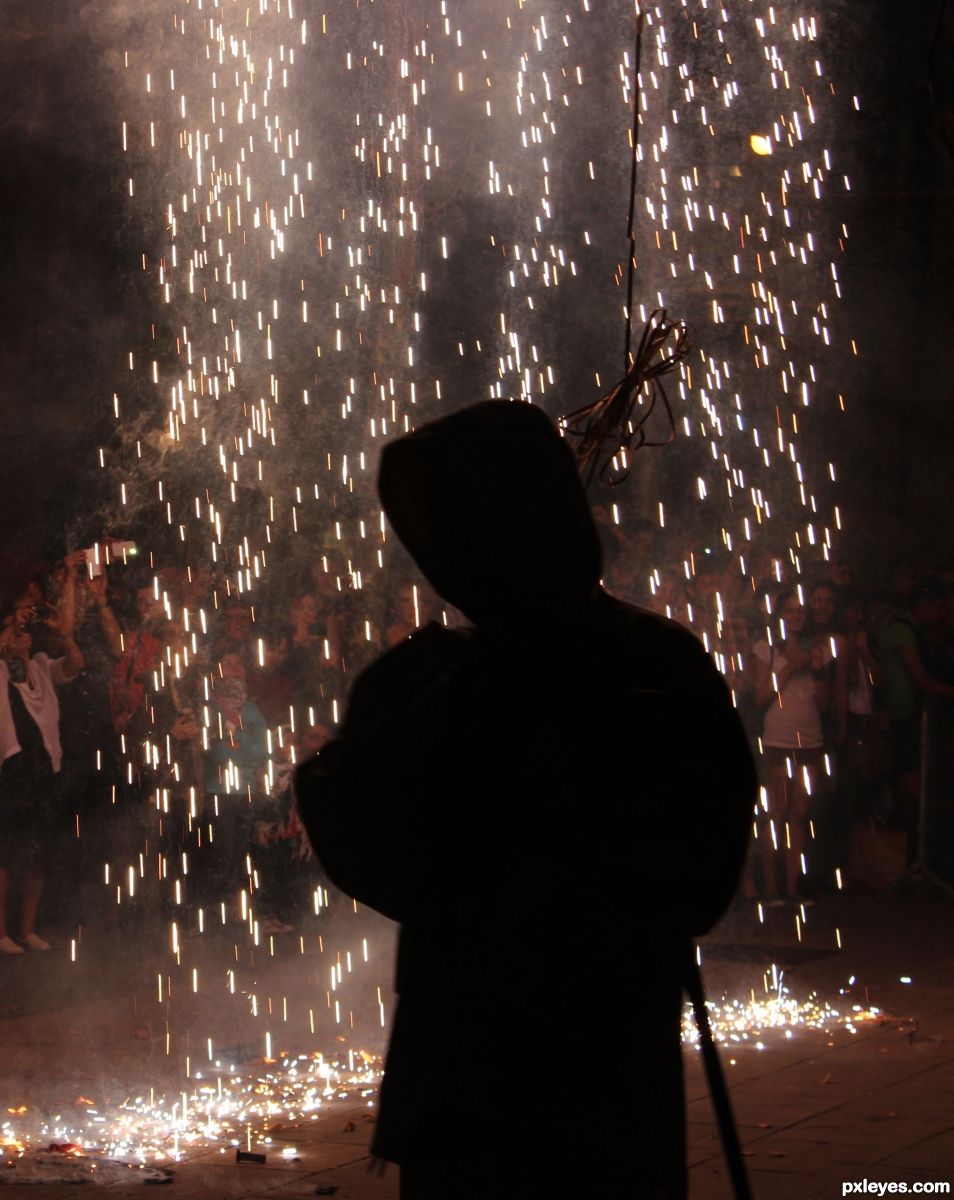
[[683, 986, 884, 1054], [1, 1046, 381, 1169], [1, 981, 891, 1172]]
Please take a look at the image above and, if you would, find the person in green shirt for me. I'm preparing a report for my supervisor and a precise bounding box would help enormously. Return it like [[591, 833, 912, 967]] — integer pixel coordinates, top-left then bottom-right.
[[879, 577, 954, 853]]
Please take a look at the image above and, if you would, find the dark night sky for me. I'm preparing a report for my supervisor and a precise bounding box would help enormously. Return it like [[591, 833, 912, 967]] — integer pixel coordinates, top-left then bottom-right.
[[1, 1, 138, 569], [1, 1, 953, 579], [830, 0, 954, 569]]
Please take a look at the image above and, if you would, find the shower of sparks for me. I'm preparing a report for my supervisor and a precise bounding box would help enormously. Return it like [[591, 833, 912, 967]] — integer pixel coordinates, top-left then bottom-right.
[[108, 2, 855, 627], [24, 0, 862, 1157], [624, 3, 852, 581]]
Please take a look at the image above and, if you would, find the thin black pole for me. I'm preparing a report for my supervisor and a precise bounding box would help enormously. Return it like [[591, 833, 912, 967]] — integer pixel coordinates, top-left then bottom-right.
[[685, 953, 754, 1200]]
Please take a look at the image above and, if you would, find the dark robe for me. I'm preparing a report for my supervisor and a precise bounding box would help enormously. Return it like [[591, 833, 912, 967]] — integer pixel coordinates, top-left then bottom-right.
[[296, 401, 755, 1198]]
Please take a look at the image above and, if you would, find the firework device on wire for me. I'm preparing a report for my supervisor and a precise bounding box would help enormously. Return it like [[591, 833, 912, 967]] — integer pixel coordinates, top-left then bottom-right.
[[562, 308, 691, 487]]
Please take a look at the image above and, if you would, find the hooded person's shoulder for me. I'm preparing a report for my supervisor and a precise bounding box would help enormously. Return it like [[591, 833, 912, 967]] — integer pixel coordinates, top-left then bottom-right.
[[343, 622, 471, 733], [595, 590, 724, 693]]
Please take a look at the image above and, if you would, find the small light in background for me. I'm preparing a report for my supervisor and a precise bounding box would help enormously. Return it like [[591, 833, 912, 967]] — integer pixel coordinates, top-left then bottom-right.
[[750, 133, 772, 155]]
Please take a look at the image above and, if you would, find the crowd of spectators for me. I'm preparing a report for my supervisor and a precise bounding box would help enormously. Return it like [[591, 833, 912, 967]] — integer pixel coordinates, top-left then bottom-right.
[[0, 539, 432, 953], [1, 518, 952, 953], [598, 511, 954, 908]]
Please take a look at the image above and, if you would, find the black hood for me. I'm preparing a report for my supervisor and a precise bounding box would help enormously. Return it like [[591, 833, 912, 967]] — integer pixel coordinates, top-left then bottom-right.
[[378, 401, 602, 626]]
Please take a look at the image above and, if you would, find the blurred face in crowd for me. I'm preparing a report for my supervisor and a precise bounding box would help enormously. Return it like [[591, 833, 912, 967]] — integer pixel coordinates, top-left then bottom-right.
[[220, 651, 247, 681], [810, 585, 835, 629], [720, 614, 750, 649], [291, 593, 319, 625], [12, 585, 47, 625], [263, 635, 289, 669], [181, 565, 213, 605], [1, 618, 32, 662], [314, 556, 343, 599], [19, 581, 45, 607], [754, 552, 785, 586], [779, 595, 807, 638], [137, 586, 165, 625], [222, 607, 252, 642], [842, 601, 864, 631], [830, 561, 854, 587]]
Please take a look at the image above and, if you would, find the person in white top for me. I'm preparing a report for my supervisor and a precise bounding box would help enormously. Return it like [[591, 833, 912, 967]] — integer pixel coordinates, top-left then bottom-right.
[[749, 590, 831, 904], [0, 599, 84, 954]]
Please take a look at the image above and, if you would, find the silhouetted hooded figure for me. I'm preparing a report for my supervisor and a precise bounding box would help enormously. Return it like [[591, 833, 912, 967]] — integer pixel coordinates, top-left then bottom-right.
[[296, 401, 755, 1199]]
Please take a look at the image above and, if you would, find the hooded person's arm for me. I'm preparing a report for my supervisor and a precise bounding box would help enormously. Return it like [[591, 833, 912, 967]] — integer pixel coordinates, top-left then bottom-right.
[[677, 660, 756, 934], [595, 604, 756, 938], [654, 629, 756, 935], [294, 622, 469, 921]]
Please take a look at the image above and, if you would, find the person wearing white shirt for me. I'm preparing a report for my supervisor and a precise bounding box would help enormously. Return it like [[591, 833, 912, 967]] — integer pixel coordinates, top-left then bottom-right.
[[0, 606, 83, 954], [750, 591, 832, 904]]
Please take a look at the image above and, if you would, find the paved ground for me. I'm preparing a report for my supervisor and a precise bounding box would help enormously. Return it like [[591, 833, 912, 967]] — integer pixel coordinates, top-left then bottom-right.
[[687, 886, 954, 1199], [0, 887, 951, 1198]]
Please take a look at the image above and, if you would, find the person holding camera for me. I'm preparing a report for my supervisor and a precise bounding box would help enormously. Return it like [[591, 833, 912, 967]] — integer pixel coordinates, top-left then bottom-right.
[[0, 593, 84, 954]]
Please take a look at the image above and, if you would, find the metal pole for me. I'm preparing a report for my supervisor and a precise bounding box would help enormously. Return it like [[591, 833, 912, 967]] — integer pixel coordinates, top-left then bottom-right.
[[685, 953, 754, 1200]]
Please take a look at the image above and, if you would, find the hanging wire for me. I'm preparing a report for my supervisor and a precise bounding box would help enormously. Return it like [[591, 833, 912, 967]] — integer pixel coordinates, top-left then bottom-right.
[[624, 11, 646, 371], [559, 12, 690, 489], [562, 308, 691, 487]]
